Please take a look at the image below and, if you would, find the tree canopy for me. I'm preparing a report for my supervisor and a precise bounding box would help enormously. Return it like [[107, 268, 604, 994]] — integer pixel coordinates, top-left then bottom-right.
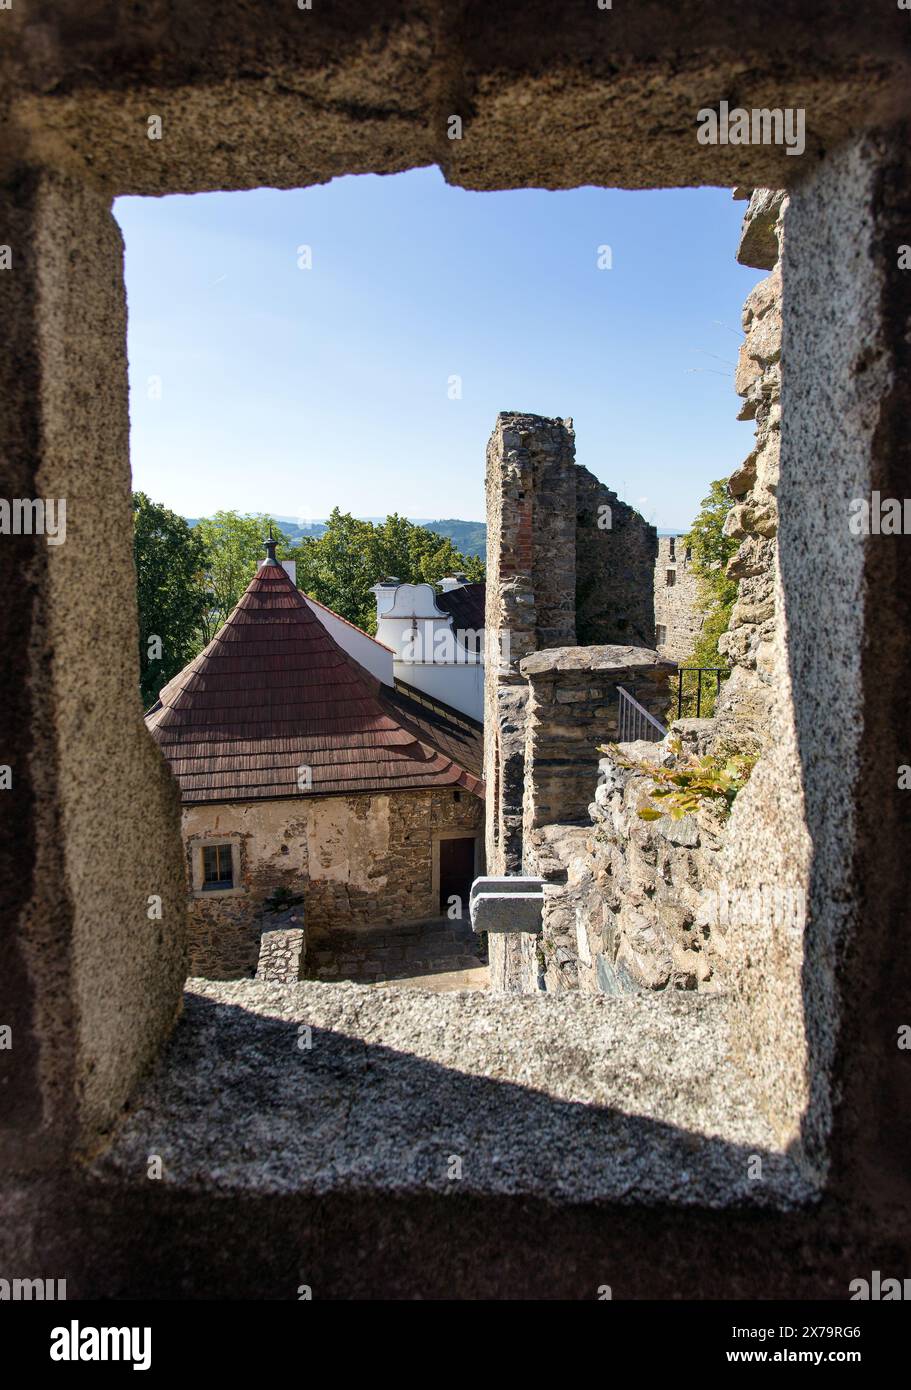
[[194, 511, 290, 642], [133, 500, 487, 704], [288, 509, 484, 632], [132, 492, 210, 708]]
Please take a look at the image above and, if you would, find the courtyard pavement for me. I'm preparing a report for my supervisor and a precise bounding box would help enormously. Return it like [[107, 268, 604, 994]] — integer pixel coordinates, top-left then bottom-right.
[[306, 917, 489, 993]]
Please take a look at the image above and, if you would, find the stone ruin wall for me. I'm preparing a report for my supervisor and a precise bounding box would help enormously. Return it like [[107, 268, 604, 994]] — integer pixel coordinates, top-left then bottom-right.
[[715, 189, 785, 750], [483, 414, 578, 884], [575, 467, 658, 648], [489, 191, 785, 998], [483, 412, 662, 990], [654, 535, 705, 664]]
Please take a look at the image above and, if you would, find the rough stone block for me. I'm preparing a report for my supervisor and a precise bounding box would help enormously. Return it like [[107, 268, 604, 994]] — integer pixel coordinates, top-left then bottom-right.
[[469, 882, 545, 935]]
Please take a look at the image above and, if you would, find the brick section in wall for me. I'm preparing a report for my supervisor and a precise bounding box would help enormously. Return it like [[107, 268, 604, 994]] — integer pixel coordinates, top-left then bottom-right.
[[483, 414, 578, 881]]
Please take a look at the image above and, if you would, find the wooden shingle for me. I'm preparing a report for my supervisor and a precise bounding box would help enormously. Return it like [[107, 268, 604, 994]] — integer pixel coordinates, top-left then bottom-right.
[[146, 563, 484, 804]]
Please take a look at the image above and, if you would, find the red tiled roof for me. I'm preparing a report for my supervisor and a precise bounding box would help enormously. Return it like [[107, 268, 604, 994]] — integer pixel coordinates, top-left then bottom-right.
[[146, 563, 484, 804], [385, 680, 483, 781]]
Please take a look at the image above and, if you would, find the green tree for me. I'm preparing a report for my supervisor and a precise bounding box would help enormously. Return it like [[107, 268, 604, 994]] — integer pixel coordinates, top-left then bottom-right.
[[675, 479, 739, 718], [132, 492, 210, 708], [291, 509, 378, 630], [288, 510, 485, 632], [195, 510, 290, 642]]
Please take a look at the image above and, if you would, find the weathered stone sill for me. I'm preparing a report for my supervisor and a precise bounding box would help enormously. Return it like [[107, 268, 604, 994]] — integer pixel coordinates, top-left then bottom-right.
[[90, 981, 817, 1211]]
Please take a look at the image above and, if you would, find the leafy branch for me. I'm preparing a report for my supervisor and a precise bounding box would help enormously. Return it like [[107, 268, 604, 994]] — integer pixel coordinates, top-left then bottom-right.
[[600, 739, 756, 822]]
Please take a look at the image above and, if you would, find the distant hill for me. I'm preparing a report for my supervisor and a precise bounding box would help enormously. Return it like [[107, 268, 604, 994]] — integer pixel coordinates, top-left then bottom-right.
[[423, 519, 486, 559]]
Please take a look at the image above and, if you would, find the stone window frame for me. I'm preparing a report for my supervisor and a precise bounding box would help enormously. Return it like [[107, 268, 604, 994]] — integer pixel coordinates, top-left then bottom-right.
[[188, 835, 245, 899], [3, 19, 908, 1258]]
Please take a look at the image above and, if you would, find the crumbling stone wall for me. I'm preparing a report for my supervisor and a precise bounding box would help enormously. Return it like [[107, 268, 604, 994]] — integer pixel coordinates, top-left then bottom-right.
[[521, 646, 674, 830], [484, 415, 660, 990], [483, 414, 577, 879], [484, 413, 658, 876], [528, 723, 725, 996], [5, 2, 911, 1304], [654, 535, 705, 663], [715, 189, 786, 749], [183, 788, 482, 978], [575, 469, 657, 648]]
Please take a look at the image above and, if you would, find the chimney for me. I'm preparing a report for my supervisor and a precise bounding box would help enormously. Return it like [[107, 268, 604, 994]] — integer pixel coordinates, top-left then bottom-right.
[[371, 576, 401, 619], [438, 573, 468, 592]]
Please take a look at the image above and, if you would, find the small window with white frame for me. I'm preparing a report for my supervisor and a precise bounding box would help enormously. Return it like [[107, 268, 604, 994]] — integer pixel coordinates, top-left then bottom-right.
[[202, 843, 234, 890], [192, 839, 241, 895]]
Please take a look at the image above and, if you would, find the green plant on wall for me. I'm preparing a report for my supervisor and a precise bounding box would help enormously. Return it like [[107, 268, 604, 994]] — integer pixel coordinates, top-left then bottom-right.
[[601, 739, 756, 822]]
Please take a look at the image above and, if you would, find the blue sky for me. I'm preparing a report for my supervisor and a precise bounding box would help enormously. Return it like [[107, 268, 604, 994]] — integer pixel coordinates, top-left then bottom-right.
[[115, 168, 761, 532]]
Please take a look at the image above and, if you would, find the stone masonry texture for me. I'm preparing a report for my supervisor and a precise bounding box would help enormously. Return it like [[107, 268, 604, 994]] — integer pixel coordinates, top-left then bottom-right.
[[576, 467, 657, 648], [484, 415, 658, 991], [514, 195, 788, 1002], [184, 789, 483, 979]]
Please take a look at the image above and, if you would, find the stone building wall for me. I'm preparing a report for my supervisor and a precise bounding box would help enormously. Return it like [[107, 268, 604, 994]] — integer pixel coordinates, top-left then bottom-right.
[[524, 723, 725, 997], [653, 534, 705, 663], [6, 6, 911, 1303], [483, 414, 659, 991], [483, 414, 577, 879], [521, 646, 675, 831], [183, 788, 483, 978]]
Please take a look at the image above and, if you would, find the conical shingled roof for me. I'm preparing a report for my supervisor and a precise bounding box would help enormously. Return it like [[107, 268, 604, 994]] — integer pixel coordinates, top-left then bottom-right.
[[146, 562, 483, 804]]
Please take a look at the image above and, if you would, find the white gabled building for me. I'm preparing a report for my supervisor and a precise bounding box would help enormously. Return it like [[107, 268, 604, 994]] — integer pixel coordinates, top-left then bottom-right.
[[371, 575, 485, 722], [261, 559, 484, 723]]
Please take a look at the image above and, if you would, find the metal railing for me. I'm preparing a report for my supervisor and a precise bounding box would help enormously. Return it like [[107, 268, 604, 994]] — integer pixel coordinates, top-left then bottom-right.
[[617, 685, 667, 743], [676, 666, 728, 719]]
